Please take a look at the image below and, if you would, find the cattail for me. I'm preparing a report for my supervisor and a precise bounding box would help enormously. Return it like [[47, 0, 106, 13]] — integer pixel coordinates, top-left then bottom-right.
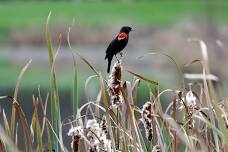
[[220, 100, 228, 129], [86, 119, 101, 152], [89, 140, 99, 152], [67, 126, 84, 152], [108, 61, 123, 108], [100, 115, 108, 135], [185, 90, 197, 129], [99, 136, 112, 152], [86, 119, 113, 152], [141, 102, 153, 141], [185, 90, 196, 108], [152, 145, 161, 152], [223, 114, 228, 129]]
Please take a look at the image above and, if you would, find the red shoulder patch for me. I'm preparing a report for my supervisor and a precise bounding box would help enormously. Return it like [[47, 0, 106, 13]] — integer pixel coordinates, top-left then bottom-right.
[[118, 33, 128, 40]]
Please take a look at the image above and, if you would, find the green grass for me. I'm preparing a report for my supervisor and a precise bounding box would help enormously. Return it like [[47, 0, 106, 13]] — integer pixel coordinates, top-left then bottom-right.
[[0, 1, 208, 38]]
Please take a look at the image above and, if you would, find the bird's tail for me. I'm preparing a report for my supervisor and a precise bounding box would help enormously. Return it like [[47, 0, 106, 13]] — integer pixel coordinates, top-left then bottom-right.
[[107, 59, 112, 73], [105, 53, 108, 60]]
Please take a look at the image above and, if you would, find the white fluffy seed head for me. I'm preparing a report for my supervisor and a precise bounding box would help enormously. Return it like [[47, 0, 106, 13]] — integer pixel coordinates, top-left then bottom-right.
[[185, 90, 196, 107], [67, 126, 83, 137]]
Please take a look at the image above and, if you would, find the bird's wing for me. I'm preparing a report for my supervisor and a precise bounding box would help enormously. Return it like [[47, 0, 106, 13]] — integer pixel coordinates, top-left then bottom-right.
[[105, 42, 113, 59], [106, 42, 112, 53], [106, 37, 117, 53]]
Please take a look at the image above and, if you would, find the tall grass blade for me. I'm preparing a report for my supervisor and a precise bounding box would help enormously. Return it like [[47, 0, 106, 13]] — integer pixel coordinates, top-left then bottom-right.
[[77, 53, 99, 76], [72, 53, 78, 126], [0, 124, 18, 152], [11, 98, 33, 152], [67, 26, 79, 126], [127, 70, 158, 86], [46, 118, 66, 152], [32, 96, 43, 152], [10, 59, 32, 140], [121, 81, 143, 152], [45, 11, 61, 150], [38, 92, 53, 151], [2, 109, 10, 137], [99, 73, 116, 149]]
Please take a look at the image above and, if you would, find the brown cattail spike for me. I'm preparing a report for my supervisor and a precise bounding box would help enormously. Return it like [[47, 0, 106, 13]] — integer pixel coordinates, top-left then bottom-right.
[[141, 102, 153, 141], [185, 90, 197, 129], [100, 115, 108, 135], [108, 61, 123, 108]]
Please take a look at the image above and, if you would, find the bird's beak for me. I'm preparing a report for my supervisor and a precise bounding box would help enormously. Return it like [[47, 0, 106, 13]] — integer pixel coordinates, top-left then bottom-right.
[[131, 28, 135, 31]]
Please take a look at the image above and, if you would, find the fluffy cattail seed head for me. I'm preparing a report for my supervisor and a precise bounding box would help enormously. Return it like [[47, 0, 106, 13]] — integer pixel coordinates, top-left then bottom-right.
[[141, 102, 153, 141], [86, 119, 101, 152], [67, 126, 84, 152], [108, 61, 123, 108], [100, 115, 108, 135], [152, 145, 161, 152], [185, 90, 197, 129], [86, 119, 112, 152]]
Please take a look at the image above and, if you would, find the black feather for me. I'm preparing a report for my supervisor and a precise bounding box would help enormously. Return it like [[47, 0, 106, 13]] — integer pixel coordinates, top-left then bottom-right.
[[105, 26, 132, 73]]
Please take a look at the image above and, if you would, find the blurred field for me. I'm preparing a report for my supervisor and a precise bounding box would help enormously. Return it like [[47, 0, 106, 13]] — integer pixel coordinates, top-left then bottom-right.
[[1, 1, 228, 89], [0, 1, 208, 42], [1, 0, 228, 98]]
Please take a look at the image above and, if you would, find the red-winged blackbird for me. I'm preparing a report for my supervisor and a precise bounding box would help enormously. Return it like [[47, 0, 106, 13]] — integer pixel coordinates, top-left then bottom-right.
[[105, 26, 133, 73]]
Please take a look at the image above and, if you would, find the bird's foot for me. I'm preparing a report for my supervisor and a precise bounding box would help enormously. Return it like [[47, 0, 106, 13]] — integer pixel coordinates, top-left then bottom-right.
[[115, 55, 120, 63]]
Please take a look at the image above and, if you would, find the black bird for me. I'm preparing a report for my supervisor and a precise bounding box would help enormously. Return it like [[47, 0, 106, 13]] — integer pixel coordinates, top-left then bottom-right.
[[105, 26, 133, 73]]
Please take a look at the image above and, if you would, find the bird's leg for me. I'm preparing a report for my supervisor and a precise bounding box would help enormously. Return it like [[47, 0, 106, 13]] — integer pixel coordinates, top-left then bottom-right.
[[120, 49, 127, 58], [115, 54, 120, 63]]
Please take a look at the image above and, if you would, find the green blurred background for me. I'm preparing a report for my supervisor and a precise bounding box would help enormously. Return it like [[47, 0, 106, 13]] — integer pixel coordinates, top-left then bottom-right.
[[1, 0, 228, 149], [1, 0, 228, 87]]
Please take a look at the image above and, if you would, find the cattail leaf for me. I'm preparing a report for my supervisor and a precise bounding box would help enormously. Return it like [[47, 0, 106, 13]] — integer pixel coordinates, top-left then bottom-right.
[[121, 81, 144, 152], [67, 26, 79, 126], [199, 40, 208, 62], [45, 11, 61, 151], [138, 51, 184, 88], [30, 113, 35, 144], [13, 59, 32, 100], [13, 100, 33, 152], [40, 93, 49, 135], [0, 125, 18, 152], [46, 118, 66, 152], [135, 123, 149, 152], [127, 70, 158, 86], [35, 116, 43, 152], [2, 110, 10, 137], [99, 73, 116, 149], [77, 53, 99, 76], [11, 59, 32, 139], [85, 75, 99, 101]]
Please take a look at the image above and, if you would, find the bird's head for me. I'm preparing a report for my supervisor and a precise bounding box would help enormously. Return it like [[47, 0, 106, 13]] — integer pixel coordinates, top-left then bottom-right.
[[120, 26, 134, 34]]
